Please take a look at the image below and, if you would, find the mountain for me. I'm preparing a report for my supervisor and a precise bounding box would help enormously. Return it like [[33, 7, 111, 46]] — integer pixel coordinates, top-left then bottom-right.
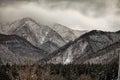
[[0, 33, 47, 64], [40, 41, 60, 53], [50, 23, 87, 42], [0, 18, 66, 53], [0, 44, 21, 65], [76, 41, 120, 64], [45, 30, 120, 64], [1, 18, 119, 65]]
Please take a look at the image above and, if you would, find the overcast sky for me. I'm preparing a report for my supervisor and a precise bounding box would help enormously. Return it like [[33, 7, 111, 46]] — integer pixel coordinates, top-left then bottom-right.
[[0, 0, 120, 31]]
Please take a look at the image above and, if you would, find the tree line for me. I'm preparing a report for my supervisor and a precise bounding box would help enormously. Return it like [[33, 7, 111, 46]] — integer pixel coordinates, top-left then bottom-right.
[[0, 62, 118, 80]]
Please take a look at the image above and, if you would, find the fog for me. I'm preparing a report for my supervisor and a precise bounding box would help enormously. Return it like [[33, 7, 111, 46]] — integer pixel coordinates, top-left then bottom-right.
[[0, 0, 120, 31]]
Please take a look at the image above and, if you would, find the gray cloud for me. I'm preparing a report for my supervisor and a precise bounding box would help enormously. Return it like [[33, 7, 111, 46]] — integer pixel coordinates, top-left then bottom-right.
[[0, 0, 120, 31]]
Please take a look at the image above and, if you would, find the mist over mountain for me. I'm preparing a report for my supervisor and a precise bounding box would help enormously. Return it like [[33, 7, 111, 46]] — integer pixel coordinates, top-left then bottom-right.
[[0, 0, 120, 65], [0, 1, 120, 80], [0, 0, 120, 31]]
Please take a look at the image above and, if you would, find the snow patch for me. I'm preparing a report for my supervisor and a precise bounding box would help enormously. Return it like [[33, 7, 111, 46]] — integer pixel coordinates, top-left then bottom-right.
[[41, 37, 45, 44], [45, 31, 48, 36], [81, 42, 88, 53], [64, 48, 73, 64]]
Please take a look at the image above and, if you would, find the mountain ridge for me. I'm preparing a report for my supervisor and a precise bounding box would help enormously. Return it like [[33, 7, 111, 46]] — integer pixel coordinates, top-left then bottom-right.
[[44, 30, 120, 64], [0, 17, 66, 53], [50, 23, 87, 42], [0, 33, 48, 64]]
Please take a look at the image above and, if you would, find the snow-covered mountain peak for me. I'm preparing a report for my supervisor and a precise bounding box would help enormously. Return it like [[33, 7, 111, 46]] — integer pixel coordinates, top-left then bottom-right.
[[0, 18, 66, 53]]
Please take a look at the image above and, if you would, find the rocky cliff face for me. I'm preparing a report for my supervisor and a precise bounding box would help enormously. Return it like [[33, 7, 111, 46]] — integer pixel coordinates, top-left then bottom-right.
[[46, 30, 120, 64]]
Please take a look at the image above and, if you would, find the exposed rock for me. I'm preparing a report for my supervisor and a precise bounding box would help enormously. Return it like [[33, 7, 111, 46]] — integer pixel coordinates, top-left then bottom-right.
[[46, 30, 120, 64]]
